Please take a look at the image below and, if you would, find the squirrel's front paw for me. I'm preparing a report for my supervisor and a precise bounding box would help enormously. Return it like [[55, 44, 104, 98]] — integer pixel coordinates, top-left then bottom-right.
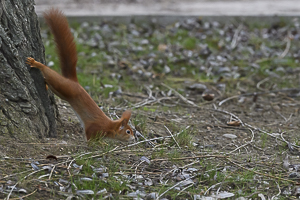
[[26, 57, 35, 66]]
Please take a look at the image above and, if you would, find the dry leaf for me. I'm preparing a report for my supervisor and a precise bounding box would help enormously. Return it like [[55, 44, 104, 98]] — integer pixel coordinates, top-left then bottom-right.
[[202, 93, 215, 101], [158, 44, 167, 51], [46, 155, 58, 161], [227, 120, 241, 126], [118, 61, 130, 69]]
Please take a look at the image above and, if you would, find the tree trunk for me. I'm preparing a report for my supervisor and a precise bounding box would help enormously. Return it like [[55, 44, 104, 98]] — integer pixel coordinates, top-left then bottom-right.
[[0, 0, 57, 142]]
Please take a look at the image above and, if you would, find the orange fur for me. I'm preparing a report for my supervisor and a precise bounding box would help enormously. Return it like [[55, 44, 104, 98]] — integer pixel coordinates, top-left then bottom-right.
[[26, 8, 134, 142]]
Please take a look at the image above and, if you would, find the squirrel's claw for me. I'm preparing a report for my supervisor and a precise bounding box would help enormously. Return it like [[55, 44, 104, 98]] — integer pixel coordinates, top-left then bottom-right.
[[26, 57, 35, 66]]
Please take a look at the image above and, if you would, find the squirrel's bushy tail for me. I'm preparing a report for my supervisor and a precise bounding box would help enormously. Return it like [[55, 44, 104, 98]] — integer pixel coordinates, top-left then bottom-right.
[[44, 8, 78, 82]]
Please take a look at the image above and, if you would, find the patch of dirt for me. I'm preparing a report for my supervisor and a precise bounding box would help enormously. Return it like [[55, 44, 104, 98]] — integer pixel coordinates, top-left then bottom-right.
[[1, 85, 300, 199]]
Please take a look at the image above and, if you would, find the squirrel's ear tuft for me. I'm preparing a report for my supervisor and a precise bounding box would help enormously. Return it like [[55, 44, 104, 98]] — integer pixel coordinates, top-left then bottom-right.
[[121, 110, 131, 121], [119, 110, 131, 130]]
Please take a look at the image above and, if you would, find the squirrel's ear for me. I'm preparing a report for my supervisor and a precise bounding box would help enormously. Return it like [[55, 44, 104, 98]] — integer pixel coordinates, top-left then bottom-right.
[[119, 110, 131, 130], [121, 110, 131, 121]]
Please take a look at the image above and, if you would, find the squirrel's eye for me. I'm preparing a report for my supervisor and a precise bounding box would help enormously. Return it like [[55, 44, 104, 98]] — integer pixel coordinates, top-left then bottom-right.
[[126, 129, 131, 134]]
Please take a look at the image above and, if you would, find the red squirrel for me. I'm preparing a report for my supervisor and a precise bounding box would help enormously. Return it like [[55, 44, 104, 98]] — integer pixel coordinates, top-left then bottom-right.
[[26, 8, 135, 142]]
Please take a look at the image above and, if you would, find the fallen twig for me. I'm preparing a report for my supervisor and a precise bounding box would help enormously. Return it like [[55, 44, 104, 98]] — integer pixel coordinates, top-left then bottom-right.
[[218, 95, 240, 106], [10, 189, 37, 200], [271, 181, 281, 200], [231, 24, 243, 49], [49, 165, 56, 180], [161, 83, 199, 107], [164, 125, 181, 149], [245, 123, 300, 149], [226, 128, 255, 155], [279, 31, 292, 59], [226, 158, 298, 184], [6, 169, 44, 200], [152, 155, 227, 162], [212, 107, 245, 126], [256, 77, 270, 91], [157, 173, 200, 200]]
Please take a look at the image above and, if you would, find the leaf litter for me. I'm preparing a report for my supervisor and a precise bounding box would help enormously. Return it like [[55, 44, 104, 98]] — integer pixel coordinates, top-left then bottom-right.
[[1, 16, 300, 199]]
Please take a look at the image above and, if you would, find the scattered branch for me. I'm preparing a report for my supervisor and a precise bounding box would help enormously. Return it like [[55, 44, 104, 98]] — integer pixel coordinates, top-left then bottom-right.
[[231, 24, 243, 49], [226, 158, 298, 184], [256, 77, 270, 91], [164, 125, 181, 149], [10, 189, 37, 200], [161, 83, 199, 107], [279, 31, 292, 59], [227, 128, 255, 155]]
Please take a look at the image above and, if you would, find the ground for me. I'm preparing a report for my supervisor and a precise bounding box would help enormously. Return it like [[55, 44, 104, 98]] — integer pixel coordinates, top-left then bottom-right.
[[1, 13, 300, 199]]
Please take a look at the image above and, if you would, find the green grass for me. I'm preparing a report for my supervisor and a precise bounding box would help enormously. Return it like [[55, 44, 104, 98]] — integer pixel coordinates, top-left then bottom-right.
[[43, 17, 300, 95], [182, 37, 197, 50], [168, 149, 181, 160], [132, 113, 147, 133], [174, 128, 194, 148], [260, 132, 268, 148], [27, 17, 300, 200]]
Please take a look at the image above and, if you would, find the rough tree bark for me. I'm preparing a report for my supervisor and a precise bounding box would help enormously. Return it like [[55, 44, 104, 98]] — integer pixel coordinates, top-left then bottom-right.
[[0, 0, 57, 142]]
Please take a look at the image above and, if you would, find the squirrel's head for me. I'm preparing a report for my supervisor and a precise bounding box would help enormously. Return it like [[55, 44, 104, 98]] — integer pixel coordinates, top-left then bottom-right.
[[85, 110, 135, 142], [114, 110, 135, 142]]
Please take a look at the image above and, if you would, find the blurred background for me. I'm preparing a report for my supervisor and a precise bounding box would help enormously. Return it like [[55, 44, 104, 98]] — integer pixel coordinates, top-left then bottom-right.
[[35, 0, 300, 16]]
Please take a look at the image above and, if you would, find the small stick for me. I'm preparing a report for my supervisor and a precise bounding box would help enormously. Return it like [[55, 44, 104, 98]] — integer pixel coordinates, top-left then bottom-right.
[[279, 31, 292, 59], [218, 95, 240, 106], [161, 83, 198, 107], [135, 130, 156, 148], [231, 24, 243, 49], [134, 159, 146, 179], [256, 77, 270, 91], [204, 182, 222, 196], [2, 169, 32, 180], [176, 183, 194, 197], [10, 189, 37, 200], [212, 108, 244, 126], [152, 155, 227, 162], [227, 128, 255, 155], [156, 173, 200, 200], [226, 158, 298, 184], [6, 168, 45, 200], [123, 126, 190, 150], [49, 165, 56, 180], [245, 123, 300, 148], [271, 181, 281, 200], [164, 125, 181, 149]]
